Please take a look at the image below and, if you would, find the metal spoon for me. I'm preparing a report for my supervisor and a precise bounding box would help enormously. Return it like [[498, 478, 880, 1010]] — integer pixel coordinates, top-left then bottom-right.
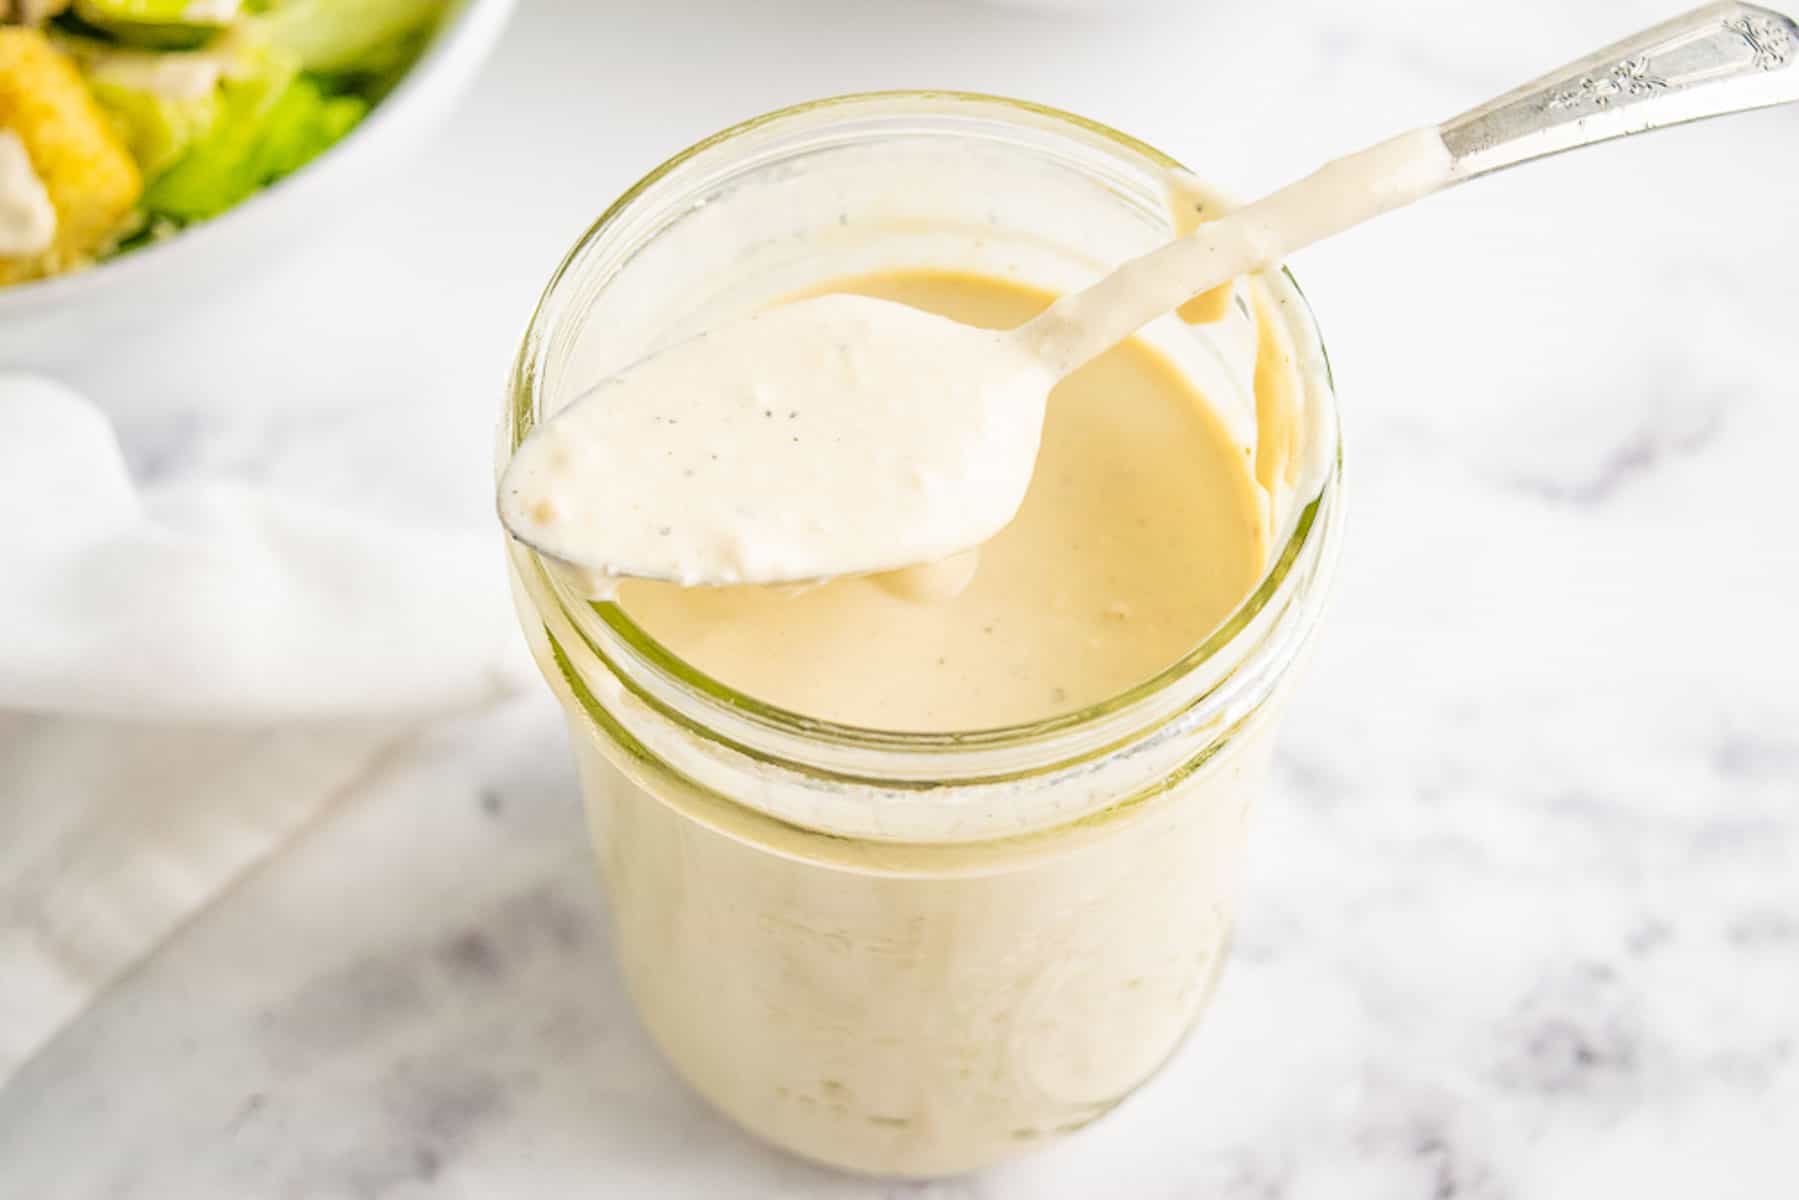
[[501, 2, 1799, 590]]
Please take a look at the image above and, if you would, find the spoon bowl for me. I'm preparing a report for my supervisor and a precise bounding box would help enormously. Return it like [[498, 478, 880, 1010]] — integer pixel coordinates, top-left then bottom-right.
[[500, 293, 1055, 590]]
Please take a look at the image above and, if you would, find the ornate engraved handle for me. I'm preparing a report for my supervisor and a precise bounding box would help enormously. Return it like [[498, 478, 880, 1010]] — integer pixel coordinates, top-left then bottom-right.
[[1441, 2, 1799, 179]]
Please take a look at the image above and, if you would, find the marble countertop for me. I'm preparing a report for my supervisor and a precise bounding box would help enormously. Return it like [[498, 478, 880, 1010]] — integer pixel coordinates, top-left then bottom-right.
[[3, 0, 1796, 1195]]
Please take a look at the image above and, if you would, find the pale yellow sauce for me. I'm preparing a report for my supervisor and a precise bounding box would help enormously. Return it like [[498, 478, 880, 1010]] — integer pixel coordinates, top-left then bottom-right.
[[619, 269, 1268, 731]]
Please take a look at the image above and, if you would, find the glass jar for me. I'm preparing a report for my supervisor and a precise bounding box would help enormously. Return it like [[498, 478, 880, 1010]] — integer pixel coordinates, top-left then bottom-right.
[[501, 92, 1342, 1178]]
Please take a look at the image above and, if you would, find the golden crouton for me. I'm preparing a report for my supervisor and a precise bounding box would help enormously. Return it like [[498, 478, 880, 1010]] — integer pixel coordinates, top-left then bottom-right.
[[0, 27, 142, 284]]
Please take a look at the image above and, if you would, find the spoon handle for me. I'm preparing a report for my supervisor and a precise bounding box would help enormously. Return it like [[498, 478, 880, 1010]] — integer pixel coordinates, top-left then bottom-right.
[[1019, 2, 1798, 377], [1441, 2, 1799, 179]]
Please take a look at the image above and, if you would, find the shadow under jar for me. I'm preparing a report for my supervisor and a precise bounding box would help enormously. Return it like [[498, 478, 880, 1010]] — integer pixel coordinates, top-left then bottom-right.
[[500, 92, 1343, 1178]]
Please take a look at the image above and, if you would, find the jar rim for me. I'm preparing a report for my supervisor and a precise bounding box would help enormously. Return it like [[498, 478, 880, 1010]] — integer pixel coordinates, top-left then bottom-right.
[[505, 90, 1343, 765]]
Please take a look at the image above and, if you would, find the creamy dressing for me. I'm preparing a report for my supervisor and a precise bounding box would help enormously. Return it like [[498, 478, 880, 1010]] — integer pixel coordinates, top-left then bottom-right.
[[181, 0, 241, 22], [502, 293, 1055, 587], [82, 47, 231, 99], [0, 130, 55, 259], [619, 269, 1266, 730], [500, 128, 1452, 589]]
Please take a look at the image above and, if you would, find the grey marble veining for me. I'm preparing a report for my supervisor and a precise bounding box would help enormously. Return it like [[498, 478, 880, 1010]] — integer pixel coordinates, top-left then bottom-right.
[[2, 0, 1796, 1194]]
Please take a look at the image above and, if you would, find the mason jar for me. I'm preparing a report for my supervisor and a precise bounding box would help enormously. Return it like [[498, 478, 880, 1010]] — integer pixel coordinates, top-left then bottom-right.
[[500, 92, 1342, 1178]]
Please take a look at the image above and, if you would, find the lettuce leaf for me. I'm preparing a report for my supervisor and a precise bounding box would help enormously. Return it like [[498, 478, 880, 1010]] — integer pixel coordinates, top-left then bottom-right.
[[62, 1, 404, 224], [247, 73, 364, 180], [87, 74, 220, 178], [136, 48, 288, 217], [71, 0, 242, 49], [58, 35, 234, 177], [139, 50, 365, 220], [249, 0, 445, 74]]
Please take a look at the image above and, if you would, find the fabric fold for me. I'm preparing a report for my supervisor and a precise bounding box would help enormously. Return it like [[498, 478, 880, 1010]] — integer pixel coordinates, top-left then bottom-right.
[[0, 372, 529, 1088]]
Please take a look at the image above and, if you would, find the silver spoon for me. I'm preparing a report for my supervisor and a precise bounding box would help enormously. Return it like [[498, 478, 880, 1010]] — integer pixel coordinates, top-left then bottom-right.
[[501, 1, 1799, 590]]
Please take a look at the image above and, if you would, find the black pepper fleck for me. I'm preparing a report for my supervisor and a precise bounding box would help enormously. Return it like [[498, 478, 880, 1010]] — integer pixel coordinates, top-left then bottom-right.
[[658, 526, 672, 536]]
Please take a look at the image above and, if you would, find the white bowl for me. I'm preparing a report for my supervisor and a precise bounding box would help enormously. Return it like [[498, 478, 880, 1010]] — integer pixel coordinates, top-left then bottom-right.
[[0, 0, 515, 368]]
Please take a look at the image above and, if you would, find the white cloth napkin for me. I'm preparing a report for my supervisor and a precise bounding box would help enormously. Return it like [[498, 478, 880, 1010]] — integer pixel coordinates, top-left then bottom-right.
[[0, 374, 532, 1085], [0, 374, 528, 722]]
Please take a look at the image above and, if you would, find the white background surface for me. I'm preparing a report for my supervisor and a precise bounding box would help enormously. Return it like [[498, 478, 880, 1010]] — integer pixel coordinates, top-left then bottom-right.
[[3, 0, 1798, 1195]]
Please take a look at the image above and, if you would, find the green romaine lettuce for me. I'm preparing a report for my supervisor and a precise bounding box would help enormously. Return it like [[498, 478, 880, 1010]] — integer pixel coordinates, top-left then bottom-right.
[[135, 44, 367, 221], [71, 0, 242, 48], [56, 34, 235, 177], [61, 0, 421, 226], [246, 74, 365, 181], [249, 0, 445, 74], [87, 74, 220, 178]]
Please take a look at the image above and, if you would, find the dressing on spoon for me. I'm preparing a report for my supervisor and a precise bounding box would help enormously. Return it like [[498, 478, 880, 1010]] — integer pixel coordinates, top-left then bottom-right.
[[501, 1, 1799, 591], [506, 294, 1055, 592], [501, 129, 1449, 592]]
